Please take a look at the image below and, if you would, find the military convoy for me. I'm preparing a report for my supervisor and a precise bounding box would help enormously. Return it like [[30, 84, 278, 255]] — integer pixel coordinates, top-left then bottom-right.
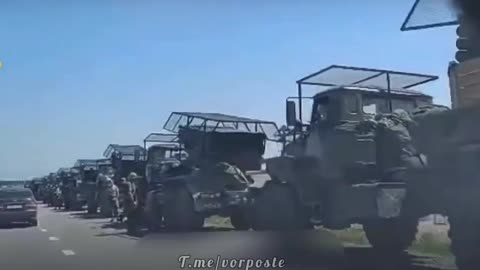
[[25, 6, 480, 269], [27, 60, 480, 269]]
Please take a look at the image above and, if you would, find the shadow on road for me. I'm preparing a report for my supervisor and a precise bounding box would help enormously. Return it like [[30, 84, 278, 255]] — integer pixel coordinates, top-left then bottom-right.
[[135, 230, 453, 270], [69, 212, 104, 219], [0, 223, 35, 230], [101, 222, 126, 230]]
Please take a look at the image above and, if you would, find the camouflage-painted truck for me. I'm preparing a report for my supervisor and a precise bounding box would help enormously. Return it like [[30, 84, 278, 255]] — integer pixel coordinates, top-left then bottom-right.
[[141, 132, 183, 231], [142, 112, 281, 231], [398, 4, 480, 269], [74, 159, 106, 214], [58, 167, 83, 210], [249, 65, 438, 254], [103, 144, 147, 183]]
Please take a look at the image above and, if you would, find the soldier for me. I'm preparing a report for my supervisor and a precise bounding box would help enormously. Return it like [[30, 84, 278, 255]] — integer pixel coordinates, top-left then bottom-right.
[[53, 186, 63, 210], [106, 178, 120, 222], [118, 177, 135, 223], [126, 172, 146, 234]]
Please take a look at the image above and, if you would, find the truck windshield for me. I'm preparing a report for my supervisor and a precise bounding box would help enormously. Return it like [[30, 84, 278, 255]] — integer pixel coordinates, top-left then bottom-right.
[[363, 96, 417, 114], [311, 97, 329, 123]]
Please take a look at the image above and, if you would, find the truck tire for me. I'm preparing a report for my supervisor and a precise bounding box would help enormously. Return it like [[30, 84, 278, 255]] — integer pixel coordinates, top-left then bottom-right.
[[145, 193, 163, 232], [448, 215, 480, 270], [64, 200, 71, 210], [87, 203, 97, 214], [251, 183, 302, 231], [363, 218, 418, 254], [230, 209, 250, 231], [163, 185, 204, 231]]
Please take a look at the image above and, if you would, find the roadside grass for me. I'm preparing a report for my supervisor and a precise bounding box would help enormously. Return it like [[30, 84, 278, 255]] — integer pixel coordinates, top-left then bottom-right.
[[410, 232, 452, 257], [206, 216, 233, 228], [329, 225, 452, 257], [207, 217, 452, 257], [328, 227, 369, 246]]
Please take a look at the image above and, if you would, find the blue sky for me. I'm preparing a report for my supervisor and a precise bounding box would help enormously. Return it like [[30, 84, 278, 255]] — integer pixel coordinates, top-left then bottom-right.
[[0, 1, 456, 179]]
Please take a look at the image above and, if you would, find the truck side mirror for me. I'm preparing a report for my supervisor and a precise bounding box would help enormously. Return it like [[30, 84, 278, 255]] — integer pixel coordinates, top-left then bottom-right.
[[286, 100, 297, 127]]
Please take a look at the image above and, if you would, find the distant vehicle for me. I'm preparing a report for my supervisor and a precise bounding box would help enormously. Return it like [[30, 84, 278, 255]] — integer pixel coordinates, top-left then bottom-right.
[[0, 188, 38, 227]]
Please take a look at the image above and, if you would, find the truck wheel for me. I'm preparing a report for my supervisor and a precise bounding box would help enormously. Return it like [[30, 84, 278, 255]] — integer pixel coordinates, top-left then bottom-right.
[[163, 186, 204, 231], [363, 218, 418, 254], [64, 200, 71, 210], [251, 183, 302, 231], [145, 210, 163, 232], [449, 215, 480, 270], [87, 203, 97, 214], [230, 209, 250, 231]]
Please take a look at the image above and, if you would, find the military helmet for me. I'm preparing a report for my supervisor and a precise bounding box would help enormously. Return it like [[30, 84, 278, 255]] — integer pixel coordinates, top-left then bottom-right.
[[106, 178, 114, 187], [392, 109, 413, 124], [127, 172, 138, 181]]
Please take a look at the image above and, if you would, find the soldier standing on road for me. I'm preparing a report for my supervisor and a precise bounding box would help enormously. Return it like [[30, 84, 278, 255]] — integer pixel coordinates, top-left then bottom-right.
[[118, 177, 135, 223], [106, 178, 120, 222], [53, 186, 63, 210], [126, 172, 146, 235]]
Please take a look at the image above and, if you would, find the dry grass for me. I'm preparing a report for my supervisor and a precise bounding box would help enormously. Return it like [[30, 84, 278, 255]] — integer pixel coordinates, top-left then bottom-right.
[[206, 216, 233, 228]]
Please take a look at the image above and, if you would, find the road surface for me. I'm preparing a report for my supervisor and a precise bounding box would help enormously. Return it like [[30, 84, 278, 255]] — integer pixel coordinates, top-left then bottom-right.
[[0, 205, 455, 270]]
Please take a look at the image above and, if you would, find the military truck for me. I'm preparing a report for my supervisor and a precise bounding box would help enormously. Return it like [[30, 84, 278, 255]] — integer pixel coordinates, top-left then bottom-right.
[[249, 65, 438, 253], [139, 132, 184, 230], [399, 4, 480, 269], [103, 144, 147, 182], [145, 112, 281, 231], [43, 173, 60, 206], [28, 178, 44, 200], [58, 167, 84, 210], [74, 159, 103, 213]]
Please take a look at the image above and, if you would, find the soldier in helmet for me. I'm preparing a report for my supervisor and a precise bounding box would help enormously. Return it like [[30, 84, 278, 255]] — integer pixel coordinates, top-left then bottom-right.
[[126, 172, 146, 234], [106, 178, 120, 221], [118, 177, 135, 222]]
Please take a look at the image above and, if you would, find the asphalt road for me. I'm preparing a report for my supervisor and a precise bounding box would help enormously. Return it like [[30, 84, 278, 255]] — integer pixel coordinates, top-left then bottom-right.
[[0, 205, 456, 270]]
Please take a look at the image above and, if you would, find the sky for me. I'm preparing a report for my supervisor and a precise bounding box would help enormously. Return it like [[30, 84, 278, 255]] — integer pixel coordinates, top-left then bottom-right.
[[0, 0, 457, 179]]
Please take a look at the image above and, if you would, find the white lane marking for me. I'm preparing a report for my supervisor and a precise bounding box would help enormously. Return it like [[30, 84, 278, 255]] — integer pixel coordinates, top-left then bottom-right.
[[48, 236, 59, 241], [62, 250, 76, 256], [40, 228, 47, 232]]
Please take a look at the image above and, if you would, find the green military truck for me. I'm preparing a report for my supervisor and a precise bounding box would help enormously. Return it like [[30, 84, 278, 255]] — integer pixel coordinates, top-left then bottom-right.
[[58, 167, 83, 210], [249, 65, 437, 254], [74, 160, 102, 213], [145, 112, 281, 231]]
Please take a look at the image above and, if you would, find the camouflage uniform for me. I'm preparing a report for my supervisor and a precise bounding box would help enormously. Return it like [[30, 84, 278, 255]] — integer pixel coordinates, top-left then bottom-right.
[[105, 179, 120, 220], [53, 187, 63, 209], [126, 172, 146, 234], [118, 177, 135, 222]]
